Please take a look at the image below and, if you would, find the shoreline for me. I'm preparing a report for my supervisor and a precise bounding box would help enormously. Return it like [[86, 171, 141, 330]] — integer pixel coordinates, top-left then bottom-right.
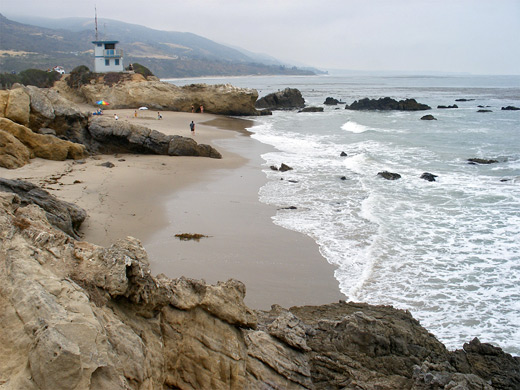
[[1, 108, 344, 309]]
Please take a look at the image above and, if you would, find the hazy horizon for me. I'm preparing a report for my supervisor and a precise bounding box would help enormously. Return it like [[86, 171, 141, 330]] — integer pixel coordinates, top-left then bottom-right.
[[2, 0, 519, 76]]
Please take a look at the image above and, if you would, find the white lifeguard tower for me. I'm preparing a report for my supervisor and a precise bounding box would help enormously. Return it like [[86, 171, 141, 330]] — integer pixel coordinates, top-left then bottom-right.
[[92, 40, 124, 73]]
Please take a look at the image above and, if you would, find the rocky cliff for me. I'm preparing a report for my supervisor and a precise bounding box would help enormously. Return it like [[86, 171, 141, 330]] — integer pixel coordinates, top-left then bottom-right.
[[1, 190, 518, 390], [54, 75, 260, 116], [0, 84, 222, 168]]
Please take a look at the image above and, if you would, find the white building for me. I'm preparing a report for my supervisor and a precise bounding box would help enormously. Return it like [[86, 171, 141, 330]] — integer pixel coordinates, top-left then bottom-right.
[[92, 40, 124, 73]]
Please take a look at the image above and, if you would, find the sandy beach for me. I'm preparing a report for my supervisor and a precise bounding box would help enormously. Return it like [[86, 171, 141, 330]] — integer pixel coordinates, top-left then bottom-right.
[[1, 109, 344, 309]]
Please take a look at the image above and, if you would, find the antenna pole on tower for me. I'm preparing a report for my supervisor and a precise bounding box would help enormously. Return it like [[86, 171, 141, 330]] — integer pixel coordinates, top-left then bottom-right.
[[95, 6, 99, 40]]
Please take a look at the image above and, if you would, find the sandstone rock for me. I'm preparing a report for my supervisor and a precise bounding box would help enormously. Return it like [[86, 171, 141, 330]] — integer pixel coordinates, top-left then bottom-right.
[[0, 178, 86, 238], [255, 88, 305, 110], [0, 118, 87, 164], [5, 86, 31, 126], [72, 79, 259, 116], [0, 130, 31, 168], [378, 171, 402, 180], [1, 190, 518, 390], [346, 97, 431, 111]]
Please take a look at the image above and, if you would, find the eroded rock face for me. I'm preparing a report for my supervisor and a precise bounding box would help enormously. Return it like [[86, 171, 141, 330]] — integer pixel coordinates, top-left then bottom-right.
[[73, 80, 259, 116], [0, 191, 518, 390]]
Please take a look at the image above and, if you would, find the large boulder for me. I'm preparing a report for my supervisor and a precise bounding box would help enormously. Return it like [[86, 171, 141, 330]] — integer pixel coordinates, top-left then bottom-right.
[[255, 88, 305, 110], [0, 117, 87, 165], [346, 97, 431, 111], [68, 79, 259, 116], [88, 117, 222, 158]]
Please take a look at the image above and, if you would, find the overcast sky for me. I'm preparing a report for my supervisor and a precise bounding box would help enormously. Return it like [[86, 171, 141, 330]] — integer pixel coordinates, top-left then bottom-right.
[[3, 0, 520, 74]]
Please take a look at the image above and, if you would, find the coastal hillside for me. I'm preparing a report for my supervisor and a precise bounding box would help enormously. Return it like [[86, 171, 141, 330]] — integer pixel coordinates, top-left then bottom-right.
[[0, 14, 317, 78]]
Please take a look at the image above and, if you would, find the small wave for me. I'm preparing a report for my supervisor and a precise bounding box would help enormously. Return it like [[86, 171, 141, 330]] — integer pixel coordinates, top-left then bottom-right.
[[341, 121, 369, 133]]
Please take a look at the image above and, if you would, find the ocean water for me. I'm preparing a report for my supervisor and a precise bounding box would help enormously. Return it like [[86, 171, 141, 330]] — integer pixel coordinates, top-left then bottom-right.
[[166, 73, 520, 354]]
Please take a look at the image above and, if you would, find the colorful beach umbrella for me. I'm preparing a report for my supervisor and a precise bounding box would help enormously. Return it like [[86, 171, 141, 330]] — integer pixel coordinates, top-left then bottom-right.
[[96, 100, 110, 105]]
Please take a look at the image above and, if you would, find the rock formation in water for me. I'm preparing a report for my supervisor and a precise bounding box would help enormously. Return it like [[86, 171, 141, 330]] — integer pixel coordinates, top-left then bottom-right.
[[345, 97, 431, 111], [0, 190, 518, 389], [255, 88, 306, 110]]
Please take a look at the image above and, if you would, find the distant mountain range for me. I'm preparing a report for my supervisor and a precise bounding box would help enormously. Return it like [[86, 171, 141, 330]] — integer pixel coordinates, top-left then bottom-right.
[[0, 14, 324, 78]]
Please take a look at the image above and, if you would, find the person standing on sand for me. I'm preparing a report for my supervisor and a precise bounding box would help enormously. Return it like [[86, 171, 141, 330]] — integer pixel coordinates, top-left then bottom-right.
[[191, 105, 194, 113], [157, 112, 162, 120], [200, 105, 204, 113], [114, 114, 119, 120], [190, 121, 195, 135], [134, 110, 138, 118]]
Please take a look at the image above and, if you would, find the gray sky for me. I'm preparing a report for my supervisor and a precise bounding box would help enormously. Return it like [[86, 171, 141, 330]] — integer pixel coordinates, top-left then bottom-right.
[[3, 0, 520, 74]]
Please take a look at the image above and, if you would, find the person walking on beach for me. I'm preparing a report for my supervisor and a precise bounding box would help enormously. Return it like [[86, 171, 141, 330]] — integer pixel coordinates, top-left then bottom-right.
[[134, 110, 138, 118], [114, 114, 119, 120], [189, 121, 195, 135], [157, 112, 162, 120], [199, 105, 204, 113]]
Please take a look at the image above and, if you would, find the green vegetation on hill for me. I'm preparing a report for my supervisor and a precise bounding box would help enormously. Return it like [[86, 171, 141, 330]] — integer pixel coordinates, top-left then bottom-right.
[[0, 68, 62, 89], [0, 14, 316, 78]]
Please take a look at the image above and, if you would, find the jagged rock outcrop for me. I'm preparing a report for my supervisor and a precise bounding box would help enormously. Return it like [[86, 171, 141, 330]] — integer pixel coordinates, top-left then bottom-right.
[[0, 191, 518, 389], [88, 117, 222, 158], [420, 172, 438, 182], [255, 88, 305, 110], [346, 97, 431, 111], [0, 84, 90, 143], [0, 117, 87, 168], [56, 78, 259, 116]]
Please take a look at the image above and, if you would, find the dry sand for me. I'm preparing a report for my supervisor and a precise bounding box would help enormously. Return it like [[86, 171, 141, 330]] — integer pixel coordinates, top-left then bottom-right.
[[1, 109, 345, 309]]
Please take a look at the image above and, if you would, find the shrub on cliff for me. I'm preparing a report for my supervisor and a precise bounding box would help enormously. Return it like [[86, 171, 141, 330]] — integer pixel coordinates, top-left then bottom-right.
[[130, 63, 154, 78], [0, 69, 61, 89], [67, 65, 95, 89]]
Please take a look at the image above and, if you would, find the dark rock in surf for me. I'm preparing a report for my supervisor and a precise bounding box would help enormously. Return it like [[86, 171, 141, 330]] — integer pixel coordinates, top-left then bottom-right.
[[345, 97, 431, 111], [340, 151, 348, 157], [501, 106, 520, 111], [324, 97, 340, 105], [437, 104, 458, 109], [257, 109, 273, 116], [420, 172, 438, 182], [255, 88, 305, 110], [477, 109, 492, 113], [377, 171, 401, 180], [279, 163, 293, 172], [421, 114, 437, 120], [270, 165, 279, 171], [340, 176, 347, 180], [455, 99, 475, 102], [298, 106, 324, 113], [467, 158, 499, 165]]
